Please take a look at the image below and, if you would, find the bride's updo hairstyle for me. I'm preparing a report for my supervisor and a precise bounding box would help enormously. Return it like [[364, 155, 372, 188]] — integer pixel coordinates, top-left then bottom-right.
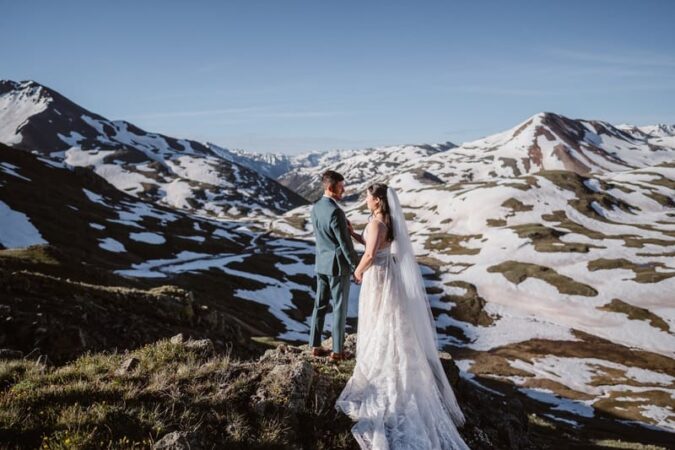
[[367, 183, 394, 242]]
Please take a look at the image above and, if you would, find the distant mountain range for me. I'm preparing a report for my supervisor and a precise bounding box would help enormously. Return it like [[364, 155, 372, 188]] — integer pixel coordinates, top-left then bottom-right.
[[208, 141, 456, 199], [3, 79, 673, 208]]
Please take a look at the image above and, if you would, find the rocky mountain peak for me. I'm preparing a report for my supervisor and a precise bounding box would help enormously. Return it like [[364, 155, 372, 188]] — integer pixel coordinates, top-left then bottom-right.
[[0, 80, 308, 218]]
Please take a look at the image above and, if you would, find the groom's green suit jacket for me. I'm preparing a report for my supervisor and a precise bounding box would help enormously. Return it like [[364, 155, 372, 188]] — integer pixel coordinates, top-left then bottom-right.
[[311, 196, 358, 276]]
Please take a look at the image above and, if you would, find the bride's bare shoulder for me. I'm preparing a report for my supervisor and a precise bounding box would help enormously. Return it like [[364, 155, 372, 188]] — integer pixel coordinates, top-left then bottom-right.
[[365, 217, 387, 240], [371, 214, 387, 226], [366, 218, 385, 232], [365, 219, 380, 232]]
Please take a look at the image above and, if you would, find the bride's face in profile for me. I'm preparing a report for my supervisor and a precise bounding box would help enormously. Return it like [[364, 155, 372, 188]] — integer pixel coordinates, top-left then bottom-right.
[[366, 190, 380, 213]]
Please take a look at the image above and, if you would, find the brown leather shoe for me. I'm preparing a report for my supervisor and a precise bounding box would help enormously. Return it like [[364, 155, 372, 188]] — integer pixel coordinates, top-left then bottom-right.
[[330, 350, 354, 362], [311, 347, 331, 357]]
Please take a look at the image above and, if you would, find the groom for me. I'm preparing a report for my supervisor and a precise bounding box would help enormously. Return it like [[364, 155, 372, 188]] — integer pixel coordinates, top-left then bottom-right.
[[309, 170, 359, 361]]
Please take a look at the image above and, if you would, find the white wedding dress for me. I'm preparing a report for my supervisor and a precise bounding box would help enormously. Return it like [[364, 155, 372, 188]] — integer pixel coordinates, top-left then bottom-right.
[[336, 188, 470, 450]]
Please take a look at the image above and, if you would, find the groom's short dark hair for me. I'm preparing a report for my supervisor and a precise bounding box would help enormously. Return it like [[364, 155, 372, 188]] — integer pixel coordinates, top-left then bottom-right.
[[322, 170, 344, 190]]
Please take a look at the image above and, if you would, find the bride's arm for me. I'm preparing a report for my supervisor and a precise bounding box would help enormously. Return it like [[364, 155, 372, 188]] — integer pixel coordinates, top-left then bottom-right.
[[354, 221, 383, 283], [347, 220, 365, 245]]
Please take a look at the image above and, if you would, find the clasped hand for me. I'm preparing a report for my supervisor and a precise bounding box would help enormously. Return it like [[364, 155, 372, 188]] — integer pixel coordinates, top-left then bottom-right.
[[353, 270, 363, 284]]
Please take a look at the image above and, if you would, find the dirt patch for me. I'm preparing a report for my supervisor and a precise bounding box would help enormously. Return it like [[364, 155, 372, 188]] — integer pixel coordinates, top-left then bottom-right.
[[499, 157, 522, 176], [424, 233, 483, 255], [440, 280, 498, 326], [502, 197, 534, 214], [588, 258, 675, 284], [598, 299, 671, 333], [509, 222, 603, 253], [487, 260, 598, 296], [486, 218, 507, 227]]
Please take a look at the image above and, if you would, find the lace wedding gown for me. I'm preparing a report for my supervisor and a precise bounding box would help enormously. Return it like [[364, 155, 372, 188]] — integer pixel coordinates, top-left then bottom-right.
[[335, 189, 470, 450]]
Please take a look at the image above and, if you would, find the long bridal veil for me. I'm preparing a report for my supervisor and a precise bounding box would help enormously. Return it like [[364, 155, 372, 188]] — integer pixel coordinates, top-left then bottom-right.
[[335, 187, 469, 450], [386, 187, 466, 428]]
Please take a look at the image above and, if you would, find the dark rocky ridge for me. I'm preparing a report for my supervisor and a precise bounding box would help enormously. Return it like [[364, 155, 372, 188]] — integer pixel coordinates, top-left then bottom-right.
[[0, 268, 255, 364]]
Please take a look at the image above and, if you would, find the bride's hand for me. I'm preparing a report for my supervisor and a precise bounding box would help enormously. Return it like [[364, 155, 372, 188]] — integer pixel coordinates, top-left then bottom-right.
[[354, 270, 363, 284]]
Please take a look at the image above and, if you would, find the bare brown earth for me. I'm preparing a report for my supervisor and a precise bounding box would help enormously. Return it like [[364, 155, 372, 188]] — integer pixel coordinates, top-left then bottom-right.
[[598, 299, 671, 333], [587, 258, 675, 284], [487, 260, 599, 296]]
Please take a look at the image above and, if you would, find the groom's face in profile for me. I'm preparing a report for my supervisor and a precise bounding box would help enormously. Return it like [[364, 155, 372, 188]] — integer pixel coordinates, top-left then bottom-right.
[[330, 180, 346, 200]]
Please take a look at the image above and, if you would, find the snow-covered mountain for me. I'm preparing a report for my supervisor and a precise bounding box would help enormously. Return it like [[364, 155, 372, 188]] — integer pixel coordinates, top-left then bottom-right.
[[397, 112, 675, 186], [273, 112, 675, 203], [616, 122, 675, 149], [205, 143, 297, 179], [208, 141, 456, 200], [617, 123, 675, 138], [0, 80, 307, 218], [276, 142, 456, 201]]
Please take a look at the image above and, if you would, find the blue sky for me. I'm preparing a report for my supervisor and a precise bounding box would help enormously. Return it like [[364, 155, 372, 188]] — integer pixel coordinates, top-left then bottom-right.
[[2, 0, 674, 154]]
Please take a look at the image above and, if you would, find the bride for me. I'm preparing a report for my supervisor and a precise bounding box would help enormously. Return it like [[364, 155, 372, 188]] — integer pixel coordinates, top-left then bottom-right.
[[336, 183, 470, 450]]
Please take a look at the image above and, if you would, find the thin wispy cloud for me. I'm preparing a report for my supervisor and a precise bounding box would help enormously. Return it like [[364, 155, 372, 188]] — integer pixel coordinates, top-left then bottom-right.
[[127, 106, 267, 120], [443, 127, 494, 136], [443, 82, 675, 98], [252, 111, 343, 119], [444, 85, 561, 96], [529, 63, 662, 79], [138, 81, 319, 103], [548, 48, 675, 68], [128, 107, 345, 121]]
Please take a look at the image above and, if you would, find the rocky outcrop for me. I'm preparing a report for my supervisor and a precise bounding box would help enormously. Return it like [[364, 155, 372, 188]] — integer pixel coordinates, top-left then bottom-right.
[[234, 335, 536, 449], [153, 431, 204, 450], [0, 268, 253, 364]]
